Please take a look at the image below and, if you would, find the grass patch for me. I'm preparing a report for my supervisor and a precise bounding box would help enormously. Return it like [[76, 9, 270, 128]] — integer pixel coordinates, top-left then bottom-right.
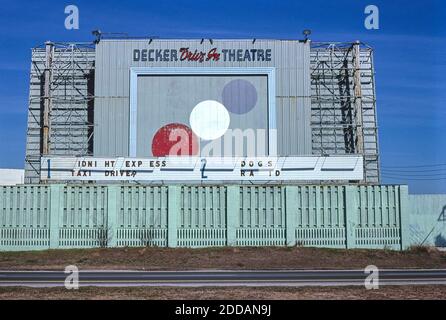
[[1, 285, 446, 300], [0, 246, 444, 271]]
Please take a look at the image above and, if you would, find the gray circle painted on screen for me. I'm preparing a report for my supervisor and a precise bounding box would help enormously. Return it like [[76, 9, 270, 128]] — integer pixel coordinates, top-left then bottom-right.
[[222, 79, 258, 114]]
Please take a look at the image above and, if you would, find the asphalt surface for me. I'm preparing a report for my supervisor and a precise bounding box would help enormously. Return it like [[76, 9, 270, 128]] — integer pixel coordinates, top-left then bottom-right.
[[1, 269, 446, 287]]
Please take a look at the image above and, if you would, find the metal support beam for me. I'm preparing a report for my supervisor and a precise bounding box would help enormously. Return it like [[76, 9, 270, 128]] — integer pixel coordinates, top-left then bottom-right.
[[42, 41, 54, 155], [353, 41, 364, 154]]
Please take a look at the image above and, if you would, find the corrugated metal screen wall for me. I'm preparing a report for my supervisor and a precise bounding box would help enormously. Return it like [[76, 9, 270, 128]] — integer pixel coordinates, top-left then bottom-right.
[[94, 39, 312, 157]]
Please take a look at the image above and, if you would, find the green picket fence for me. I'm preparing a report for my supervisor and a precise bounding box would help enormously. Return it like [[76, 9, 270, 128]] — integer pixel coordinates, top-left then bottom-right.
[[0, 184, 409, 251]]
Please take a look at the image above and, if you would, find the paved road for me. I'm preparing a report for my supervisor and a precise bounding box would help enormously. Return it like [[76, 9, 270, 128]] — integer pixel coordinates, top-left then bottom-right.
[[1, 269, 446, 287]]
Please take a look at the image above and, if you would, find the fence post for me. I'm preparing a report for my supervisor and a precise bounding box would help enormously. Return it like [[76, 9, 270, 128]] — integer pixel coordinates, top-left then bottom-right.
[[345, 185, 358, 249], [167, 185, 180, 248], [226, 186, 240, 246], [49, 184, 63, 249], [399, 185, 410, 250], [285, 186, 298, 246], [107, 185, 119, 248]]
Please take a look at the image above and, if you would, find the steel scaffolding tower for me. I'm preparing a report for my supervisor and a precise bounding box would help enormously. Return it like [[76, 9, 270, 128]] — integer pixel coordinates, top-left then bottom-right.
[[310, 42, 380, 183], [24, 42, 95, 183]]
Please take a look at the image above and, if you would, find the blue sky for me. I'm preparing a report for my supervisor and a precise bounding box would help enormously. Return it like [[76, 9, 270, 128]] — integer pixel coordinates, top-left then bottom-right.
[[0, 0, 445, 193]]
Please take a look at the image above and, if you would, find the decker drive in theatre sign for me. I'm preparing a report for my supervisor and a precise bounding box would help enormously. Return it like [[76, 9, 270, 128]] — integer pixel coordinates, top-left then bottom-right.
[[133, 47, 273, 63]]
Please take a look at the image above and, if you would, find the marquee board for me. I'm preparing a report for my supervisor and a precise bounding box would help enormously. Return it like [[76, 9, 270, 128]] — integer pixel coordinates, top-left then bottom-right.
[[40, 156, 364, 182]]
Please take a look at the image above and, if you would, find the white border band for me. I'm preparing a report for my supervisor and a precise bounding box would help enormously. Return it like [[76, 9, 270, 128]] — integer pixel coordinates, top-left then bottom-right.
[[129, 67, 276, 157]]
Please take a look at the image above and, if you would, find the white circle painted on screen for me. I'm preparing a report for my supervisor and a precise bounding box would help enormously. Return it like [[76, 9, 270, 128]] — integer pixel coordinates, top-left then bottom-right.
[[189, 100, 230, 140]]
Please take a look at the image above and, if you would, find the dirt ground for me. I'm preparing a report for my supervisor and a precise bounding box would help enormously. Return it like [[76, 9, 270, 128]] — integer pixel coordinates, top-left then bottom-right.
[[0, 246, 444, 270], [0, 285, 445, 300]]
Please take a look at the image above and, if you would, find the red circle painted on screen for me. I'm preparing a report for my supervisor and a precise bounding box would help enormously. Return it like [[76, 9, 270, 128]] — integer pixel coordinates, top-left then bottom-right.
[[151, 123, 199, 157]]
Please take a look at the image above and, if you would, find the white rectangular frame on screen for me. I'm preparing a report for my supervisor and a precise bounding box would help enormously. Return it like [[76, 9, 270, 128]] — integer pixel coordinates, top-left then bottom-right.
[[129, 67, 276, 157]]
